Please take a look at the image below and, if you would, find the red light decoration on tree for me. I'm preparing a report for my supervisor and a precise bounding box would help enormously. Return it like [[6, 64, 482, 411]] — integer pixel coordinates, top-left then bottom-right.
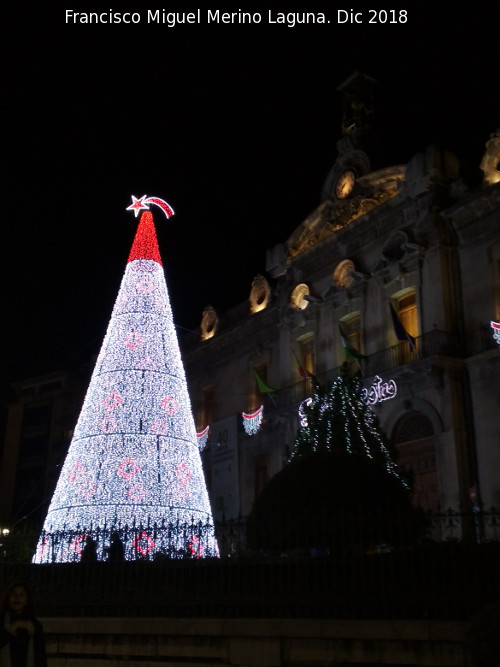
[[134, 530, 155, 556], [33, 197, 218, 562]]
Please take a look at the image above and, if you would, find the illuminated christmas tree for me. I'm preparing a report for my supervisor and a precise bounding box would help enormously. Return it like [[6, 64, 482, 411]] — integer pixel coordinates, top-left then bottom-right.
[[34, 197, 218, 562]]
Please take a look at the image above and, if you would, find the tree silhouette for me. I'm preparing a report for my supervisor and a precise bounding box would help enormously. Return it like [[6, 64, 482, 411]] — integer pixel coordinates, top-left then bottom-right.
[[248, 376, 424, 554]]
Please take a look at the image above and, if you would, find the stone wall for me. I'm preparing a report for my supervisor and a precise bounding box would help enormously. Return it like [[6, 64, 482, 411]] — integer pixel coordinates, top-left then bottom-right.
[[43, 617, 470, 666]]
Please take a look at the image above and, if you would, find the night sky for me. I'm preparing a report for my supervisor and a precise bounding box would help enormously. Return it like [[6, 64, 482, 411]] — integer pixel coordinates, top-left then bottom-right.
[[2, 4, 499, 392]]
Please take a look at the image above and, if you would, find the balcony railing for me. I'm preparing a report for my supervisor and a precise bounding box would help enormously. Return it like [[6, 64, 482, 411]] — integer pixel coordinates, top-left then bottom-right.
[[271, 329, 459, 410], [364, 328, 459, 375]]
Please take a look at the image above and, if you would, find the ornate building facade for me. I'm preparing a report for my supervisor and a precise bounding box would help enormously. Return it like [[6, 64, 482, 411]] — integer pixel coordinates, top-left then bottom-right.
[[182, 118, 500, 530], [1, 79, 499, 541]]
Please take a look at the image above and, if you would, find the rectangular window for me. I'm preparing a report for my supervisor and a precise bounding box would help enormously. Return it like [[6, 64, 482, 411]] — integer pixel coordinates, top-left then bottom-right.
[[299, 334, 315, 377], [343, 315, 361, 352], [292, 334, 315, 400], [392, 290, 419, 362], [339, 313, 362, 370], [397, 292, 418, 338]]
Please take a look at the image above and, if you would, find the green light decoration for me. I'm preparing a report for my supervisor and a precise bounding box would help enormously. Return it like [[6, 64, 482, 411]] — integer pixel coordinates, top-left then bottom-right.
[[291, 375, 405, 484]]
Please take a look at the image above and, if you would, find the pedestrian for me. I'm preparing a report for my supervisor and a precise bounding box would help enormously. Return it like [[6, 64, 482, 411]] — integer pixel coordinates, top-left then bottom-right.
[[0, 582, 47, 667], [105, 531, 125, 562], [80, 536, 98, 562]]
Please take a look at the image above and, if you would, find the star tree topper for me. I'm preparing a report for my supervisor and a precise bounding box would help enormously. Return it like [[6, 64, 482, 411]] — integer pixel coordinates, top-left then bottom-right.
[[127, 195, 174, 219]]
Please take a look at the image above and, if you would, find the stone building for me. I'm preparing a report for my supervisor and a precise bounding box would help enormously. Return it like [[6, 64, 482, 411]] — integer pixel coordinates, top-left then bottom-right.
[[1, 80, 499, 541], [182, 90, 500, 530], [0, 367, 90, 532]]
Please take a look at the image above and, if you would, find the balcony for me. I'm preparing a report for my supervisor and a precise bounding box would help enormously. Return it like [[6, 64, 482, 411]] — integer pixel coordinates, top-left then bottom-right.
[[271, 329, 459, 410], [363, 328, 459, 376]]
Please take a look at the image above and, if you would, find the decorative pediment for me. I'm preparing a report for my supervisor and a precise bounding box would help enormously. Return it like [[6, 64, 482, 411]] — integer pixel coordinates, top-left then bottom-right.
[[286, 166, 405, 258]]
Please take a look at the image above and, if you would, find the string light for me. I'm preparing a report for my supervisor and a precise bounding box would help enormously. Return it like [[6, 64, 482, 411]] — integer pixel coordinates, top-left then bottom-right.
[[361, 375, 397, 404], [33, 208, 218, 562], [196, 426, 210, 451], [491, 321, 500, 346], [290, 376, 405, 484], [242, 406, 264, 435]]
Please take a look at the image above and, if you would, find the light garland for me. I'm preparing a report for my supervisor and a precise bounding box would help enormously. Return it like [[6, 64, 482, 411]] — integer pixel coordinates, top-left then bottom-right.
[[298, 397, 312, 428], [242, 406, 264, 435], [491, 321, 500, 346], [291, 376, 404, 484], [196, 426, 210, 451], [33, 207, 218, 562]]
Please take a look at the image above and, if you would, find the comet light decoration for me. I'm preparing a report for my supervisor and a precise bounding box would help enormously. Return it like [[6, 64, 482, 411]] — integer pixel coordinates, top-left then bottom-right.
[[126, 194, 174, 219], [33, 199, 218, 562]]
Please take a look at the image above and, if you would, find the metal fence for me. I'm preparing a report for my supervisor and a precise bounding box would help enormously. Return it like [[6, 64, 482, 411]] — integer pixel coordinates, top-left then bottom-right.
[[4, 508, 499, 564], [1, 509, 499, 620], [30, 518, 217, 564]]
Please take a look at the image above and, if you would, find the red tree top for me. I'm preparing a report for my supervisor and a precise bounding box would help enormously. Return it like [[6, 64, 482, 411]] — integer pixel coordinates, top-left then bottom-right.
[[128, 211, 162, 266]]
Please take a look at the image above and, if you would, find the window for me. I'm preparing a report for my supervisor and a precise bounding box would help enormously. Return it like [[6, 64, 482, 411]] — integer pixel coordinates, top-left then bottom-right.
[[391, 289, 419, 362], [339, 312, 362, 368], [341, 313, 361, 353], [396, 290, 418, 339], [297, 333, 315, 378]]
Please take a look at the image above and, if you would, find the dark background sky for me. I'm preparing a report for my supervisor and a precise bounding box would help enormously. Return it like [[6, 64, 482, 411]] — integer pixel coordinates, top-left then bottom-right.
[[2, 3, 499, 390]]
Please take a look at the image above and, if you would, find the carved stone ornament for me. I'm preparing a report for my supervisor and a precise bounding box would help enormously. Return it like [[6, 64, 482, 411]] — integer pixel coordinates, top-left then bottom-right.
[[249, 275, 271, 313], [290, 283, 310, 310], [480, 130, 500, 186], [333, 259, 355, 288], [200, 305, 218, 341]]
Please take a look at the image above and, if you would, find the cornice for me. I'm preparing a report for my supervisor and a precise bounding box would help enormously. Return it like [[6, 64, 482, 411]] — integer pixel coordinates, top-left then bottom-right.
[[285, 165, 405, 258], [440, 183, 500, 232], [182, 303, 278, 363]]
